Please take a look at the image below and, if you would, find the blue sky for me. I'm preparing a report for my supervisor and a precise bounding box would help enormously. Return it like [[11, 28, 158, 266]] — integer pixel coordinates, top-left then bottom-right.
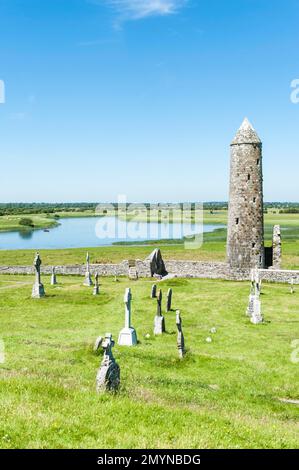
[[0, 0, 298, 202]]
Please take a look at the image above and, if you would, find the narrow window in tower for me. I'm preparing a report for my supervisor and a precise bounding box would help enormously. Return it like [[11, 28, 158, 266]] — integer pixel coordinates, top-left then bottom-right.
[[252, 243, 256, 248], [247, 174, 251, 181], [236, 218, 239, 225], [253, 197, 256, 203], [257, 158, 260, 166]]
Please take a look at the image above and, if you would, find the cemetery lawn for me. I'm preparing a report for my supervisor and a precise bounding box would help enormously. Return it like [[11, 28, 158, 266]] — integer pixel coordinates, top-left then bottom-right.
[[0, 276, 298, 449]]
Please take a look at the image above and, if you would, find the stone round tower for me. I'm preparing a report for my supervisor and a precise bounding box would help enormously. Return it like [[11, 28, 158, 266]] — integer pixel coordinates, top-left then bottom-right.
[[227, 118, 264, 270]]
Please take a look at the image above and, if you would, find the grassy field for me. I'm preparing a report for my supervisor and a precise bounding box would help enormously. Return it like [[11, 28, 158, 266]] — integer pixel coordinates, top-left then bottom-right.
[[0, 275, 298, 449], [0, 214, 58, 232]]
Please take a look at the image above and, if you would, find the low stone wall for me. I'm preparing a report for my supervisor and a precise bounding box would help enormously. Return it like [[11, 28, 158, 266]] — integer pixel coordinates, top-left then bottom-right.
[[0, 263, 128, 276], [164, 260, 231, 279], [0, 261, 298, 284], [259, 269, 299, 284], [0, 259, 152, 278]]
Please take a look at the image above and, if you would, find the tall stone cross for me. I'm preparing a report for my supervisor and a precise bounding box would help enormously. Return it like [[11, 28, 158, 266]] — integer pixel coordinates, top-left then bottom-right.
[[247, 269, 256, 316], [83, 251, 93, 286], [124, 287, 132, 329], [34, 252, 42, 284], [32, 252, 45, 298], [118, 288, 137, 346]]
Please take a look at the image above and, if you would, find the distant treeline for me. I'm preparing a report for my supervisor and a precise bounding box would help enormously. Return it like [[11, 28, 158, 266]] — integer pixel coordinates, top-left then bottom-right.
[[0, 201, 298, 216], [0, 203, 97, 216]]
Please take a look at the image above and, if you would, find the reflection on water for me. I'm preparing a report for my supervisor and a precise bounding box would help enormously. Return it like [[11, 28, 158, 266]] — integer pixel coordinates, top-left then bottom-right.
[[0, 217, 224, 251], [18, 230, 34, 240]]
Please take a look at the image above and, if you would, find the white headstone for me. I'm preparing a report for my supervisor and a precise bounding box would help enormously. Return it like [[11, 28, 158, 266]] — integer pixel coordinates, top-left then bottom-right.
[[51, 266, 57, 286], [250, 297, 263, 324]]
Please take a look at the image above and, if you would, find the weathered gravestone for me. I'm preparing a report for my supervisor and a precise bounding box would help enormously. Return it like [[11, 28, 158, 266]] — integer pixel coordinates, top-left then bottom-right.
[[51, 266, 57, 286], [250, 296, 263, 324], [128, 260, 138, 280], [93, 272, 100, 295], [154, 289, 165, 335], [176, 310, 185, 359], [246, 270, 256, 316], [151, 284, 157, 299], [32, 253, 45, 298], [95, 333, 120, 393], [118, 288, 138, 346], [83, 252, 93, 287], [166, 288, 172, 312]]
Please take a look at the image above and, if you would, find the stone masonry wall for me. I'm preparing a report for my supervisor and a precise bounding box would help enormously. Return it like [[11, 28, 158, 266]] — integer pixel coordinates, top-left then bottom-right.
[[1, 260, 298, 284]]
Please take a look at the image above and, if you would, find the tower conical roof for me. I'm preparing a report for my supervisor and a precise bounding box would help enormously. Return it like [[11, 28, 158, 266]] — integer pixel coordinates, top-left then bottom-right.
[[231, 118, 262, 145]]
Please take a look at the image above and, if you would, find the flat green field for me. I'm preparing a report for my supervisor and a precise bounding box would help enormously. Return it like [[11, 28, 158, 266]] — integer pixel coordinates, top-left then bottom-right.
[[0, 276, 298, 448]]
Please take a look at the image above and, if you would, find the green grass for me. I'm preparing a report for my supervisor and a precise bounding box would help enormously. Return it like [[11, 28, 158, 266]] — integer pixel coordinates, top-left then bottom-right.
[[0, 276, 298, 449], [0, 214, 58, 232]]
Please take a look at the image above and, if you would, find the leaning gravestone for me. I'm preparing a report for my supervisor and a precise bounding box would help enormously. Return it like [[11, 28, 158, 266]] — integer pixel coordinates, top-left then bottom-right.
[[154, 289, 165, 335], [250, 296, 263, 324], [32, 253, 45, 298], [147, 248, 167, 277], [83, 252, 93, 287], [166, 288, 172, 312], [151, 284, 157, 299], [118, 288, 138, 346], [96, 333, 120, 393], [93, 272, 100, 295], [176, 310, 185, 359], [51, 266, 57, 286]]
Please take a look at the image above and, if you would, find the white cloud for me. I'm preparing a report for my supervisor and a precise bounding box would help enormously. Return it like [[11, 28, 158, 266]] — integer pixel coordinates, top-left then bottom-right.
[[100, 0, 187, 20]]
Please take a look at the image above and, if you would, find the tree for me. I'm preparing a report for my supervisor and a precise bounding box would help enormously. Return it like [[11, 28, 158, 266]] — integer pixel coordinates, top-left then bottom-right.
[[19, 218, 34, 228]]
